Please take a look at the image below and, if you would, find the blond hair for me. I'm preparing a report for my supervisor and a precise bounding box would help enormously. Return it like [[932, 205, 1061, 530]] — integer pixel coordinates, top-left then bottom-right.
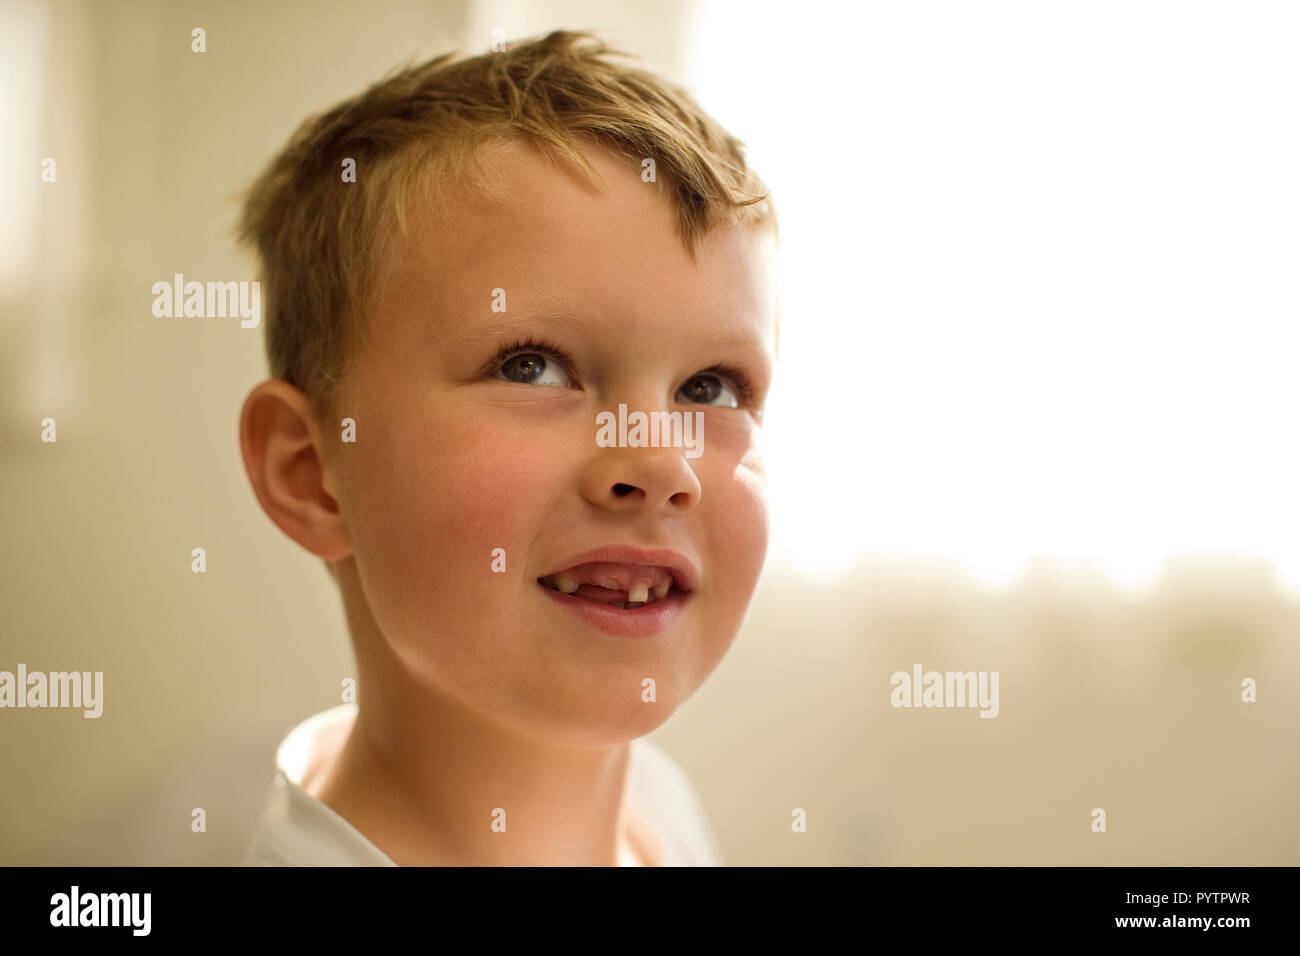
[[236, 29, 775, 419]]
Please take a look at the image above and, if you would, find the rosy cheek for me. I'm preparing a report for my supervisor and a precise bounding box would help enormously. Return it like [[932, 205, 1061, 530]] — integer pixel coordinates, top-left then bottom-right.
[[715, 470, 769, 578], [401, 412, 567, 562]]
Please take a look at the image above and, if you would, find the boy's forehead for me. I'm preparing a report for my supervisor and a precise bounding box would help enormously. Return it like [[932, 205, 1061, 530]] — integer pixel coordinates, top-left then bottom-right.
[[391, 139, 777, 346]]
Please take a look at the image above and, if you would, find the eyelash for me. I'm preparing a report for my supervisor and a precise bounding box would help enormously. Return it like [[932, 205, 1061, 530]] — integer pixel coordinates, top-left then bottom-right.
[[697, 362, 757, 407], [486, 337, 578, 383], [487, 338, 757, 406]]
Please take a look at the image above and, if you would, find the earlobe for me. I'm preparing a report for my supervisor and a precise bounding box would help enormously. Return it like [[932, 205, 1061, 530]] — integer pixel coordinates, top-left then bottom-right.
[[238, 379, 353, 561]]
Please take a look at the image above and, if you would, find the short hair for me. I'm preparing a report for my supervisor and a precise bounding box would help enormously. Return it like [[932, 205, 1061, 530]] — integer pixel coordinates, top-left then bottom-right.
[[235, 28, 776, 421]]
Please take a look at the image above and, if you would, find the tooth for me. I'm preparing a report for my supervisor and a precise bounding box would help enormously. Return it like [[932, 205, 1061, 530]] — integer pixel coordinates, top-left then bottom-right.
[[652, 580, 671, 599], [555, 574, 580, 594], [628, 583, 649, 603], [599, 578, 621, 590]]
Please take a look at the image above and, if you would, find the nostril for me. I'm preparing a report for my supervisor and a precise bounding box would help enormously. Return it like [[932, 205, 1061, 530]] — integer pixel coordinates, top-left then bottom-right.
[[612, 483, 636, 497]]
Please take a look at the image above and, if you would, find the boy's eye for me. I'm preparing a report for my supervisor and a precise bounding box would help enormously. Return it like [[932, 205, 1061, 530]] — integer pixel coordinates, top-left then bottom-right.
[[497, 351, 573, 387], [678, 373, 739, 408]]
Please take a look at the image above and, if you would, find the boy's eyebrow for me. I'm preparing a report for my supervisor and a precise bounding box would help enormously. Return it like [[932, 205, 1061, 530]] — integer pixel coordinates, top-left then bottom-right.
[[461, 307, 601, 338], [457, 306, 774, 356]]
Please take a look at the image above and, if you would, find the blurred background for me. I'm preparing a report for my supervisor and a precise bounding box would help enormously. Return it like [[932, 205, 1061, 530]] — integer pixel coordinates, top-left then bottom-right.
[[1, 0, 1297, 865]]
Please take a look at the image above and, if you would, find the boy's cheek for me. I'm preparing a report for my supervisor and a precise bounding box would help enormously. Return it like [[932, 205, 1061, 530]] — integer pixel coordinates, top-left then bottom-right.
[[437, 428, 565, 519], [343, 425, 568, 641], [371, 415, 571, 562], [710, 469, 770, 583], [739, 441, 767, 481]]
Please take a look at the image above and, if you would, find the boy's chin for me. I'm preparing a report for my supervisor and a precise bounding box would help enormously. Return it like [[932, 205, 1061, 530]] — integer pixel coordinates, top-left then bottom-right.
[[506, 695, 681, 749]]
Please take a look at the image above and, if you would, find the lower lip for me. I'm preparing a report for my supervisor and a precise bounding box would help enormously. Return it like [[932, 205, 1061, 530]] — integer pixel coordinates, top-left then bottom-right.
[[539, 583, 688, 638]]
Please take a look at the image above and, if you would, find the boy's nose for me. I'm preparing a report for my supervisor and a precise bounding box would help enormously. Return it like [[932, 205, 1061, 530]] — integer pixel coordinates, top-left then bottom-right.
[[581, 446, 701, 516]]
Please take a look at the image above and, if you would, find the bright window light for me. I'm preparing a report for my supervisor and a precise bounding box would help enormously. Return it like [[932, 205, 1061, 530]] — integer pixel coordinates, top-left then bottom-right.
[[688, 0, 1300, 595]]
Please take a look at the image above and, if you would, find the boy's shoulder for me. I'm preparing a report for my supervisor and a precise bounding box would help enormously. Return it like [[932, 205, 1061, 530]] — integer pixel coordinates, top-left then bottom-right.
[[240, 704, 395, 866], [627, 737, 725, 866]]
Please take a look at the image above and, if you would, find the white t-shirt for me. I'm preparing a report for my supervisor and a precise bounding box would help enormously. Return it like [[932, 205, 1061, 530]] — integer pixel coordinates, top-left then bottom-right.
[[241, 704, 724, 866]]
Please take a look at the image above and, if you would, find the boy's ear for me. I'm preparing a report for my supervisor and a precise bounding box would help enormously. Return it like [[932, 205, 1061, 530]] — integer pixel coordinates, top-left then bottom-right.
[[239, 379, 352, 562]]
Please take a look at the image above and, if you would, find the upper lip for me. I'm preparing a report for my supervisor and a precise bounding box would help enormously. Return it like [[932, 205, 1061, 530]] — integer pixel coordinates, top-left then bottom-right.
[[539, 545, 701, 593]]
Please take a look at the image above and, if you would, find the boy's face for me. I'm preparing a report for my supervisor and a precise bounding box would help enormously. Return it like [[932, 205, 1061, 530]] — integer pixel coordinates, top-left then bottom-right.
[[327, 140, 776, 746]]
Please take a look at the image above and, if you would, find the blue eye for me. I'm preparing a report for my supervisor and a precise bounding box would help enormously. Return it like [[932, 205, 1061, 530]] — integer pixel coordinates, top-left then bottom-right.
[[496, 351, 573, 387], [678, 373, 740, 408]]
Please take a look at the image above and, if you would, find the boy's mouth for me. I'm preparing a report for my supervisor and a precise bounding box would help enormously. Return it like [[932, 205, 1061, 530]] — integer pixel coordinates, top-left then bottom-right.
[[537, 561, 688, 609]]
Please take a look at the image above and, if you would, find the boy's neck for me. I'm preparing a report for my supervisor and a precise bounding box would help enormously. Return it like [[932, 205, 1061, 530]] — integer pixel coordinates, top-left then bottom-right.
[[306, 693, 661, 866]]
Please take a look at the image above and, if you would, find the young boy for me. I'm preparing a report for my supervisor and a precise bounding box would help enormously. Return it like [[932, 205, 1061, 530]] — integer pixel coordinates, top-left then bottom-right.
[[237, 29, 778, 866]]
